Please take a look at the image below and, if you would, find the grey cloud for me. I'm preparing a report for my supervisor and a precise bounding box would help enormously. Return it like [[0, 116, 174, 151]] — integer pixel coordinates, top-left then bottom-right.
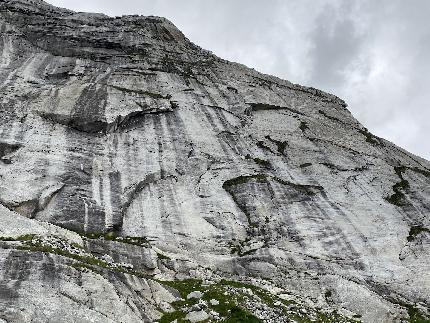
[[308, 12, 364, 89], [300, 0, 430, 159], [46, 0, 430, 160]]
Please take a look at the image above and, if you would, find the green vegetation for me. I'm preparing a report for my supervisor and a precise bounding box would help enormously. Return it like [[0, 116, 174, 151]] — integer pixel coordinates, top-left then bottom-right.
[[15, 238, 151, 279], [118, 236, 149, 246], [159, 278, 360, 323], [383, 165, 430, 207], [72, 230, 150, 247], [407, 226, 430, 242], [18, 241, 111, 269], [158, 311, 187, 323], [4, 233, 362, 323], [404, 304, 429, 323], [217, 279, 284, 308], [221, 307, 261, 322], [0, 234, 35, 242], [299, 121, 309, 132], [385, 166, 410, 206], [162, 278, 203, 298], [358, 128, 383, 146], [160, 279, 262, 323], [3, 234, 163, 285], [392, 300, 430, 323], [75, 231, 117, 240]]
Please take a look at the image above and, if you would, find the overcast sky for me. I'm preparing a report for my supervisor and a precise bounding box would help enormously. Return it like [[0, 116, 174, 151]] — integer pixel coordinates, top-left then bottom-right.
[[46, 0, 430, 161]]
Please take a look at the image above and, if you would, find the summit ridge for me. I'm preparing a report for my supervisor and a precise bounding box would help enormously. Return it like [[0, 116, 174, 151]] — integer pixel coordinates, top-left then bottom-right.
[[0, 1, 429, 322]]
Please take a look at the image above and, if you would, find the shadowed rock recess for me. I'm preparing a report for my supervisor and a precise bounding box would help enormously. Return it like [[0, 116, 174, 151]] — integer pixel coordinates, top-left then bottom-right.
[[0, 1, 429, 322]]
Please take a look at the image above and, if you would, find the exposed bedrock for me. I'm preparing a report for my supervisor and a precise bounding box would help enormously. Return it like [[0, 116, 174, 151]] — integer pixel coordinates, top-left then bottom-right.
[[0, 1, 429, 322]]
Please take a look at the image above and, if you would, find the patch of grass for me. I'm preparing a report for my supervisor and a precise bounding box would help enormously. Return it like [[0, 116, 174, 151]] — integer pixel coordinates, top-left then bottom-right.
[[76, 231, 115, 240], [118, 236, 150, 246], [386, 192, 405, 207], [10, 236, 153, 280], [407, 226, 430, 242], [160, 279, 262, 322], [217, 280, 357, 323], [158, 310, 187, 323], [159, 278, 360, 323], [220, 306, 261, 322], [393, 300, 429, 323], [161, 279, 203, 298], [218, 280, 276, 307], [72, 230, 149, 247], [0, 234, 35, 242], [405, 304, 429, 323], [395, 166, 408, 177], [299, 121, 309, 132], [385, 166, 410, 206]]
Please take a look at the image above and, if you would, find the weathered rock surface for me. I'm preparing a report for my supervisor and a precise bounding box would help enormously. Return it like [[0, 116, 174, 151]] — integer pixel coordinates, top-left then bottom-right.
[[0, 0, 429, 322]]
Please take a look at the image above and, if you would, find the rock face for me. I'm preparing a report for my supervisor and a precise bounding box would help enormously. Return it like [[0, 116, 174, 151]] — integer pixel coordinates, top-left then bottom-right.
[[0, 1, 429, 322]]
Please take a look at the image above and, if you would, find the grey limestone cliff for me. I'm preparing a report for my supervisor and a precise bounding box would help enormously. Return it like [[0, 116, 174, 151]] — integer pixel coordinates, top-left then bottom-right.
[[0, 0, 429, 322]]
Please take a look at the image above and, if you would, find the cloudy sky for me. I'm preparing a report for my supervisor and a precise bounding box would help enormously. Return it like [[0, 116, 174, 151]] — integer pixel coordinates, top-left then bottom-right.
[[46, 0, 430, 160]]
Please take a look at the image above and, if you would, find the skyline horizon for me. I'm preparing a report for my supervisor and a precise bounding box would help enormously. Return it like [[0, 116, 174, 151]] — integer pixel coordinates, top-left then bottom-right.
[[45, 0, 430, 161]]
